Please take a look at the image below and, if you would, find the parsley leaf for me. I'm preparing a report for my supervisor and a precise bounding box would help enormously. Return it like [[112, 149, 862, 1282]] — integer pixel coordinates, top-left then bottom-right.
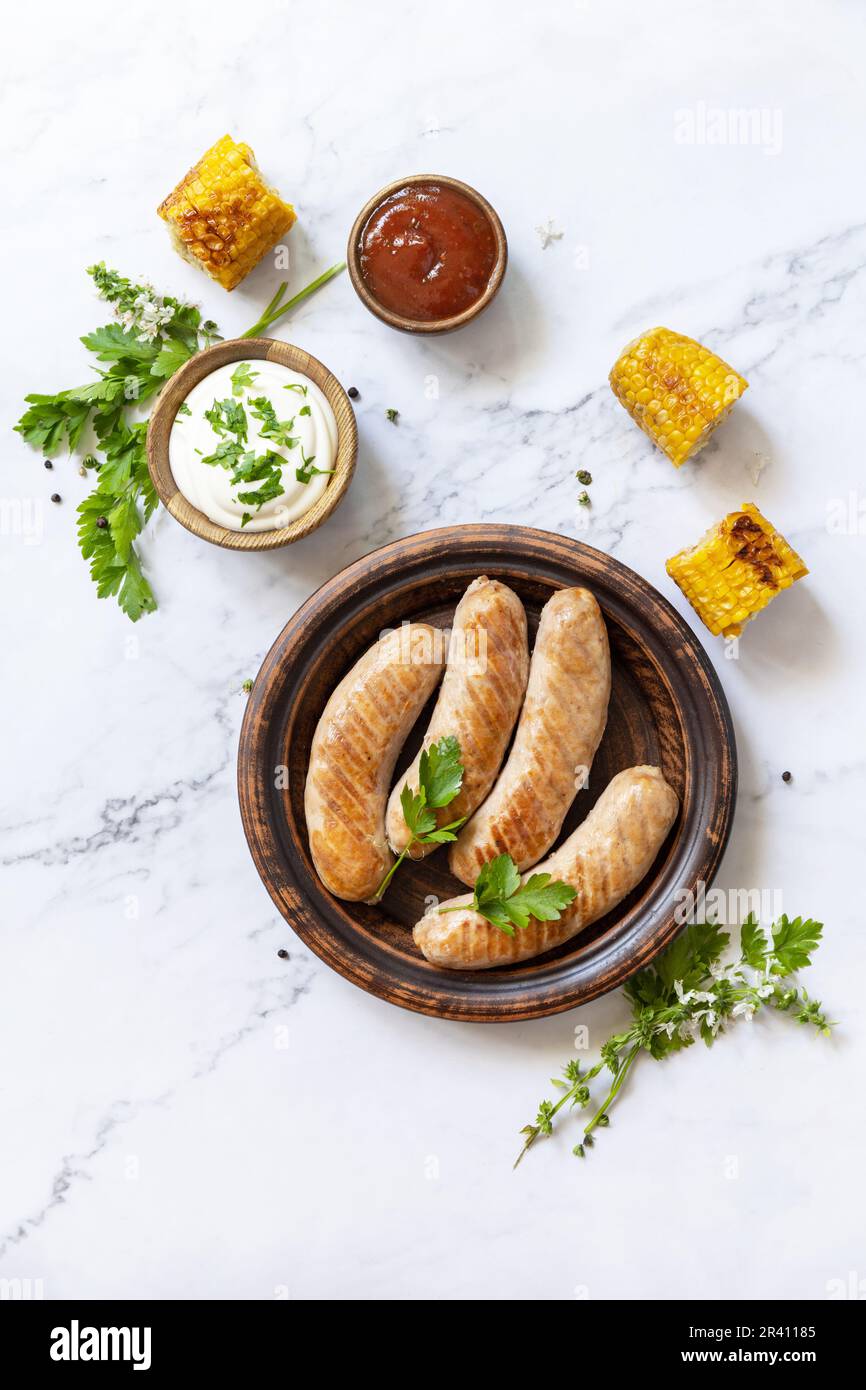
[[452, 853, 576, 936], [375, 736, 466, 898], [205, 398, 248, 441], [740, 913, 769, 969], [230, 362, 259, 396], [769, 915, 823, 975], [419, 735, 464, 808], [249, 396, 297, 449], [296, 447, 335, 484]]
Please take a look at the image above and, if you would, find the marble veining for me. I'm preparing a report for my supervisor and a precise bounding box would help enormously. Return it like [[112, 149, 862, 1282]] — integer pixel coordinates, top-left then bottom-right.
[[2, 0, 864, 1300]]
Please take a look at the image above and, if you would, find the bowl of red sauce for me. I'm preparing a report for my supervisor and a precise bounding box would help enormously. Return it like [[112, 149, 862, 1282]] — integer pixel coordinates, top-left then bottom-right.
[[348, 174, 507, 334]]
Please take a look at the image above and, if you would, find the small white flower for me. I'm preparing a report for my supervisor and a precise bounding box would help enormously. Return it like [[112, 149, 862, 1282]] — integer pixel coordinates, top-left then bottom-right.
[[756, 982, 774, 999], [732, 999, 756, 1020], [674, 979, 694, 1004], [536, 218, 564, 249]]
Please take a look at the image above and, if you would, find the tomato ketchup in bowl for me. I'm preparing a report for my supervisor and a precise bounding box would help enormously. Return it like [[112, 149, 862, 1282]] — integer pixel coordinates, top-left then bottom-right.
[[348, 175, 507, 333]]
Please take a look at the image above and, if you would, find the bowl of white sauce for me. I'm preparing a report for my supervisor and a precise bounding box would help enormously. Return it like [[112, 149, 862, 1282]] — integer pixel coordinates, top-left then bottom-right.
[[147, 339, 358, 550]]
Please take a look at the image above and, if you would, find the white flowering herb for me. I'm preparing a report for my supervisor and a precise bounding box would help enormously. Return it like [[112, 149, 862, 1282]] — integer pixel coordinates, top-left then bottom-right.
[[516, 913, 832, 1168]]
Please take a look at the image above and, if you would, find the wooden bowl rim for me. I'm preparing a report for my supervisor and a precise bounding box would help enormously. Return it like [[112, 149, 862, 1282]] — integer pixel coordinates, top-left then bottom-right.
[[146, 337, 358, 551], [238, 524, 738, 1022], [346, 173, 508, 335]]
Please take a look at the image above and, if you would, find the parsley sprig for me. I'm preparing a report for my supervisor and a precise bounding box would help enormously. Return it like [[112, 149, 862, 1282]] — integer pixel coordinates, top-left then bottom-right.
[[375, 736, 466, 898], [14, 264, 220, 620], [441, 853, 576, 935], [515, 913, 833, 1168]]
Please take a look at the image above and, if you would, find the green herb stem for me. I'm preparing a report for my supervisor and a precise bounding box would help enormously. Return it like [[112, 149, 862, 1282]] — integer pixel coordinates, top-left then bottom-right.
[[374, 849, 410, 901], [583, 1043, 640, 1137], [241, 263, 346, 339]]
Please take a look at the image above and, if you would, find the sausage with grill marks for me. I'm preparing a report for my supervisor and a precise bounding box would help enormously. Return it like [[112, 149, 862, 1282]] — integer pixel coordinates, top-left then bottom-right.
[[386, 577, 529, 859], [449, 586, 611, 885], [415, 766, 679, 969], [304, 624, 445, 902]]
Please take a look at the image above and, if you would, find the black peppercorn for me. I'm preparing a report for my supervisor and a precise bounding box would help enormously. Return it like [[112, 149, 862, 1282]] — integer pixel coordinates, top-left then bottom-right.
[[277, 948, 289, 960], [50, 493, 61, 504], [96, 516, 108, 529], [44, 459, 53, 469], [782, 770, 792, 783], [347, 386, 359, 399]]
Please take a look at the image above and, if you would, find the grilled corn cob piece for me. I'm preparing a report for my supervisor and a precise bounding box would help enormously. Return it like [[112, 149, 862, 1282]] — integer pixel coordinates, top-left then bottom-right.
[[157, 136, 296, 291], [610, 327, 748, 467], [666, 504, 808, 637]]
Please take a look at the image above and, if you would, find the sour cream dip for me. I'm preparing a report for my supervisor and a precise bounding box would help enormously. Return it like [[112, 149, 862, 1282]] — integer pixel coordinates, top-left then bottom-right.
[[169, 360, 338, 532]]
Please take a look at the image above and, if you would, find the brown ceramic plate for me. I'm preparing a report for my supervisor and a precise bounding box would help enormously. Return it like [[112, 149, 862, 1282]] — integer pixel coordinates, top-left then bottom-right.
[[238, 525, 737, 1022]]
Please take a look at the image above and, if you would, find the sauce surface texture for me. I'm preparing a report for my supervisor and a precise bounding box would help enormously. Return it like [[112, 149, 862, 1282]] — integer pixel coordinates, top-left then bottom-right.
[[359, 182, 498, 321]]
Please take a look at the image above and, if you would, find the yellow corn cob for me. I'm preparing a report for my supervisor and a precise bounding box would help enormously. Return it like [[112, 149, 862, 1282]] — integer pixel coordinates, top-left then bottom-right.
[[158, 136, 296, 291], [609, 327, 748, 467], [666, 504, 808, 637]]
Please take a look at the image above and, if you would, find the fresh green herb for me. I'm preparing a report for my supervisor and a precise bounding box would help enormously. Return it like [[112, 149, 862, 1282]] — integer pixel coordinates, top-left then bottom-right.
[[442, 853, 576, 936], [375, 736, 466, 898], [14, 265, 222, 620], [200, 439, 247, 471], [283, 382, 308, 397], [298, 404, 311, 417], [241, 262, 346, 339], [295, 447, 335, 484], [386, 408, 399, 424], [515, 913, 833, 1169], [204, 398, 248, 441], [576, 469, 592, 485], [230, 362, 259, 396], [248, 396, 298, 449], [15, 262, 344, 621], [578, 490, 591, 507], [235, 450, 286, 516], [242, 678, 253, 693]]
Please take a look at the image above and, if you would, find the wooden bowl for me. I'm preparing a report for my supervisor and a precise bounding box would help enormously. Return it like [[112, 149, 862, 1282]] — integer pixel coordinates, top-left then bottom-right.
[[347, 174, 508, 334], [238, 525, 737, 1022], [146, 338, 358, 551]]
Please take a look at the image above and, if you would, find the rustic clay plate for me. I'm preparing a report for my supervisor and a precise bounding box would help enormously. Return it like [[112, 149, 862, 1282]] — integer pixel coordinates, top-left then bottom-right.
[[238, 525, 737, 1022]]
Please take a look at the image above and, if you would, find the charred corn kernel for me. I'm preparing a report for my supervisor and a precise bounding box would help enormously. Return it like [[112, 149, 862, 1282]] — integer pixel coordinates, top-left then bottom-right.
[[609, 327, 748, 467], [666, 503, 808, 637], [158, 136, 296, 292]]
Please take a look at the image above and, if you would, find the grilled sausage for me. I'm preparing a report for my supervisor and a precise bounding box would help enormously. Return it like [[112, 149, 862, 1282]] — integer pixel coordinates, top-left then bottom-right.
[[415, 766, 679, 969], [305, 624, 445, 902], [449, 586, 611, 885], [385, 577, 529, 859]]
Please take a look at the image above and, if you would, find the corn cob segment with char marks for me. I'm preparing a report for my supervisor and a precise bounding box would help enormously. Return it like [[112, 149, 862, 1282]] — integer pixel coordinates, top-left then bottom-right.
[[609, 327, 748, 467], [158, 135, 296, 291], [666, 502, 808, 637]]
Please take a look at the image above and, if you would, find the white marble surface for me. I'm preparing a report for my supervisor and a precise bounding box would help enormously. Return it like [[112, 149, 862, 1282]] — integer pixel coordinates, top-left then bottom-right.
[[2, 0, 865, 1301]]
